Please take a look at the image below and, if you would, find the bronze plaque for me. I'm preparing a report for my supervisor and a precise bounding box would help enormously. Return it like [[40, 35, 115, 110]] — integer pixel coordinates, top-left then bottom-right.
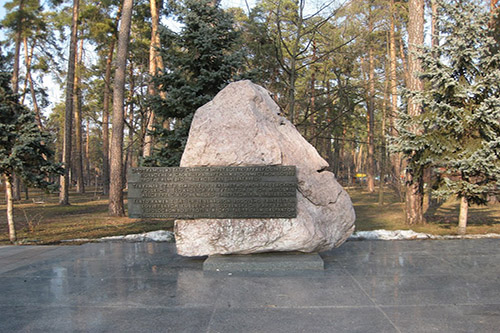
[[128, 166, 297, 219]]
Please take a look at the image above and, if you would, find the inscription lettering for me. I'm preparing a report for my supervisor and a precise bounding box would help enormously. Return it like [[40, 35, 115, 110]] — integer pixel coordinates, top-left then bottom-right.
[[128, 166, 297, 219]]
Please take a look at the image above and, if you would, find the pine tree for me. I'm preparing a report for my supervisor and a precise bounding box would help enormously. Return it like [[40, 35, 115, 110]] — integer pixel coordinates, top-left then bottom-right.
[[109, 0, 134, 217], [0, 56, 62, 243], [393, 0, 500, 234], [144, 0, 243, 167]]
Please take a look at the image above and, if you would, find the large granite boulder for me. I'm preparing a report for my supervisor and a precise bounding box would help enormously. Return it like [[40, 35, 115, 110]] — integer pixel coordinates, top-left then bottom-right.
[[175, 80, 355, 256]]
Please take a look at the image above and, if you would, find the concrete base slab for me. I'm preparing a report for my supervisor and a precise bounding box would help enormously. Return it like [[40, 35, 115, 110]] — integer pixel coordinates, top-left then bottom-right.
[[203, 252, 324, 272], [3, 240, 500, 332]]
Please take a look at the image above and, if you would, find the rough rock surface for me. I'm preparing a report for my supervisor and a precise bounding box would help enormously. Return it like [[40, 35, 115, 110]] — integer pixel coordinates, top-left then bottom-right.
[[175, 80, 355, 256]]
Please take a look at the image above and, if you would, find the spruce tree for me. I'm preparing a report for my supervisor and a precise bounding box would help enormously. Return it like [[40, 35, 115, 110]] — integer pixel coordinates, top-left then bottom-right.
[[392, 0, 500, 234], [144, 0, 243, 166], [0, 55, 62, 242]]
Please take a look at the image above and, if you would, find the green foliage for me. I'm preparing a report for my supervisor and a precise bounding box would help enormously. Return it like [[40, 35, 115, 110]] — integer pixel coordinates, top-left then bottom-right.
[[0, 57, 62, 190], [392, 0, 500, 205], [145, 0, 244, 167], [2, 0, 63, 112]]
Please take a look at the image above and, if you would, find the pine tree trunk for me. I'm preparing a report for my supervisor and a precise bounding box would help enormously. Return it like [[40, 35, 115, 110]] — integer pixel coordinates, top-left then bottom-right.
[[109, 0, 134, 216], [143, 0, 160, 158], [458, 196, 468, 235], [23, 37, 43, 129], [286, 0, 304, 124], [127, 63, 135, 172], [102, 9, 120, 196], [74, 39, 85, 194], [20, 37, 40, 201], [289, 57, 297, 124], [340, 125, 347, 181], [102, 42, 114, 196], [11, 0, 24, 95], [389, 0, 402, 199], [355, 145, 364, 178], [405, 0, 425, 224], [59, 0, 79, 205], [379, 70, 389, 206], [423, 0, 439, 210], [5, 175, 16, 243], [309, 40, 318, 147], [85, 118, 91, 187], [399, 35, 409, 87], [367, 46, 375, 193], [406, 175, 423, 224], [123, 63, 135, 185], [11, 1, 27, 210], [12, 176, 21, 201]]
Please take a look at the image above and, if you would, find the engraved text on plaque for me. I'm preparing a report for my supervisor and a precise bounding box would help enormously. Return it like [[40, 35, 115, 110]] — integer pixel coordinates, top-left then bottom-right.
[[128, 166, 297, 219]]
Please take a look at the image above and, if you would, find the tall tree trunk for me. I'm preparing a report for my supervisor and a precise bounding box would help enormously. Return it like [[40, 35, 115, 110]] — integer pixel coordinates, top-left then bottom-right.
[[109, 0, 134, 216], [102, 7, 121, 196], [355, 145, 364, 175], [143, 0, 161, 158], [11, 0, 23, 95], [389, 0, 402, 199], [379, 60, 389, 206], [366, 46, 375, 193], [128, 64, 135, 169], [405, 0, 425, 225], [23, 37, 43, 129], [74, 39, 85, 194], [4, 175, 16, 243], [124, 62, 135, 184], [59, 0, 79, 205], [102, 42, 114, 195], [340, 125, 347, 181], [399, 34, 409, 87], [11, 1, 25, 201], [284, 0, 304, 124], [458, 196, 468, 235], [85, 118, 91, 187], [310, 40, 318, 148], [289, 58, 297, 124]]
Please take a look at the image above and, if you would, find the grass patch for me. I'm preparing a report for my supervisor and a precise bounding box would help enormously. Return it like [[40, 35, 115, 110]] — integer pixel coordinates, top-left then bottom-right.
[[347, 186, 500, 235], [0, 188, 173, 245]]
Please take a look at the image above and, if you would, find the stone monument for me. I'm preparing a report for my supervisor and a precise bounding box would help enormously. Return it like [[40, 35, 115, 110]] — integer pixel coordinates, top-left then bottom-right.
[[175, 80, 355, 256]]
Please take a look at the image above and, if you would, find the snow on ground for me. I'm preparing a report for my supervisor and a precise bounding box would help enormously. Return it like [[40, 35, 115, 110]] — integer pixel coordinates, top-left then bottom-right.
[[61, 229, 500, 244], [348, 229, 500, 241], [349, 229, 432, 240], [62, 230, 175, 243], [100, 230, 175, 242]]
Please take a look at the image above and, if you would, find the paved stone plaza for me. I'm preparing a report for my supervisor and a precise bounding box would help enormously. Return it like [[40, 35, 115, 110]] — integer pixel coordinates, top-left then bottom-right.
[[0, 239, 499, 332]]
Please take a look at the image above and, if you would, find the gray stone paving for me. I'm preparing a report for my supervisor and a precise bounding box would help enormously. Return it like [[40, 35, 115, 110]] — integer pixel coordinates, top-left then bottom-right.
[[0, 239, 499, 332]]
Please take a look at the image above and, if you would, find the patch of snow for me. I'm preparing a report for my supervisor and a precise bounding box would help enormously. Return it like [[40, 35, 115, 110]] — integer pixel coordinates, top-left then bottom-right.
[[348, 229, 500, 241], [100, 230, 175, 242], [61, 229, 500, 244], [349, 229, 432, 241], [62, 230, 175, 243], [60, 238, 93, 243]]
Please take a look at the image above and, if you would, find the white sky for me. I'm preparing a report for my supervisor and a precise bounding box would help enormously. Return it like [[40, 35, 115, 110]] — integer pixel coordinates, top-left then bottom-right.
[[222, 0, 257, 10]]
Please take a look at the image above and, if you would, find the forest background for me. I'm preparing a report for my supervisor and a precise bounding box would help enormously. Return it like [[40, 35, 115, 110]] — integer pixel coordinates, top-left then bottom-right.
[[1, 0, 499, 244]]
